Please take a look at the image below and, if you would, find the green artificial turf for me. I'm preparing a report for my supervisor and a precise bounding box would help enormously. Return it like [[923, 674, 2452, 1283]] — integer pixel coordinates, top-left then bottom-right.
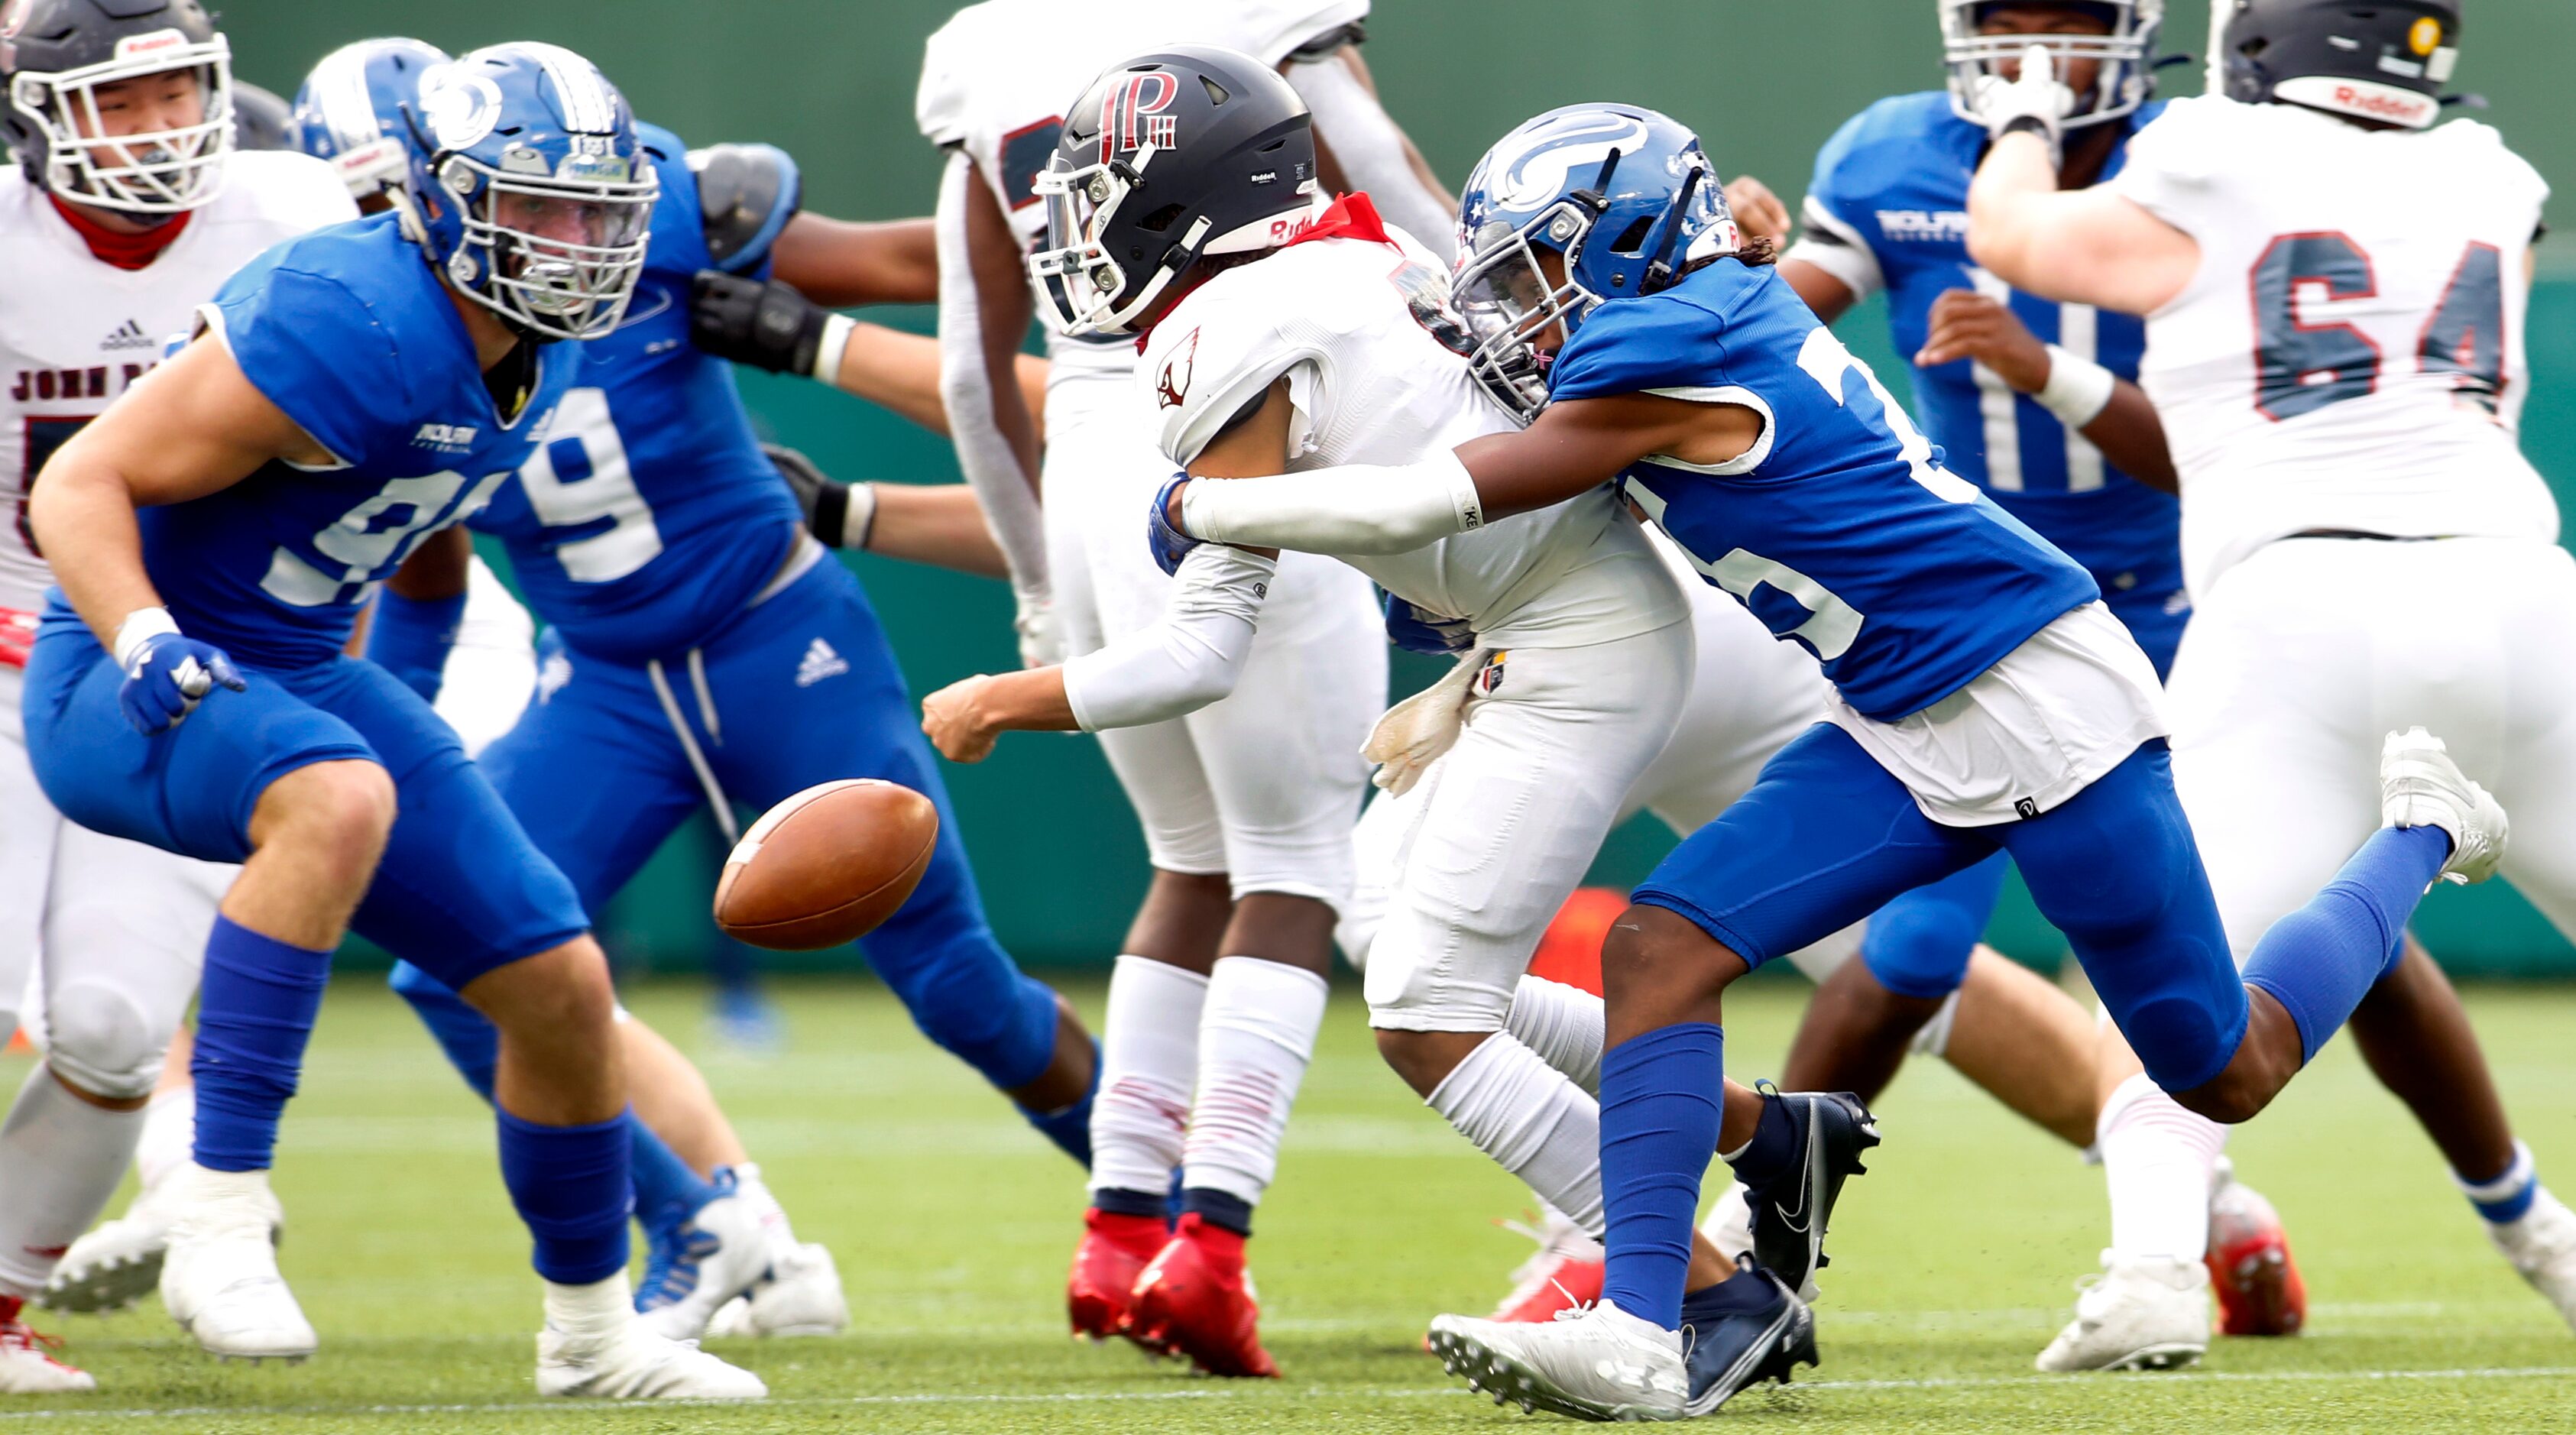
[[4, 974, 2570, 1432]]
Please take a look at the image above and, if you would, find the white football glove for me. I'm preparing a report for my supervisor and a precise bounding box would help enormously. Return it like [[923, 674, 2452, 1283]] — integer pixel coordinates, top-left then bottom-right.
[[1361, 648, 1491, 797], [1972, 44, 2075, 161]]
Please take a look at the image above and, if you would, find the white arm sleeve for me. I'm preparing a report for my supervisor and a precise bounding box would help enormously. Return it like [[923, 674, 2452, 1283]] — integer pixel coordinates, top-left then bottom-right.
[[1178, 450, 1483, 556], [1061, 545, 1278, 731], [1285, 53, 1456, 266], [935, 151, 1050, 598]]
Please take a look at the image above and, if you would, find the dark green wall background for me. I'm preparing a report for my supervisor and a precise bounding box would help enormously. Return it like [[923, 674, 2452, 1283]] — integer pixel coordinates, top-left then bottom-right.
[[217, 4, 2576, 974]]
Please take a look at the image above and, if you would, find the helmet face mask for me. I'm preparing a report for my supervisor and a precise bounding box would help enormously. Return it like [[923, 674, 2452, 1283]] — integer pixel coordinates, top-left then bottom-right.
[[1026, 46, 1320, 339], [407, 44, 658, 344], [1941, 0, 2163, 130], [1451, 201, 1596, 422], [7, 28, 234, 214]]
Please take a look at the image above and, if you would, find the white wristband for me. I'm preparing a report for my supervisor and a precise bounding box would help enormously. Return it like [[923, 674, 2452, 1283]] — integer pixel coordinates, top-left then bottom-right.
[[808, 313, 858, 384], [841, 479, 880, 550], [112, 605, 179, 670], [2035, 345, 2117, 429]]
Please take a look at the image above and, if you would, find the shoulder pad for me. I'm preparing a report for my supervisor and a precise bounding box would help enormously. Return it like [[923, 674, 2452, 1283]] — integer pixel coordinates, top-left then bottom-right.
[[688, 143, 803, 273]]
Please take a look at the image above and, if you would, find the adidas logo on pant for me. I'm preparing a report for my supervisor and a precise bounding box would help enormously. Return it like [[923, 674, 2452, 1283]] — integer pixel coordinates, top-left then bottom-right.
[[794, 638, 848, 688]]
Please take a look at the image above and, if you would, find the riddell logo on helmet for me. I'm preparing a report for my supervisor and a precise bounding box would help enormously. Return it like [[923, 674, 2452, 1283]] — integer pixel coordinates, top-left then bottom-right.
[[2333, 84, 2433, 122], [115, 29, 188, 59], [1267, 211, 1317, 244]]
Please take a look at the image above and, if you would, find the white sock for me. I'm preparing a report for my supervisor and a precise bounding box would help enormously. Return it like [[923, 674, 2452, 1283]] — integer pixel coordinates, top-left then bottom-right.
[[1699, 1180, 1755, 1264], [725, 1161, 799, 1259], [1426, 1032, 1604, 1235], [1180, 956, 1327, 1208], [0, 1064, 144, 1297], [2097, 1072, 2225, 1262], [544, 1270, 635, 1344], [134, 1084, 195, 1195], [1505, 976, 1604, 1096], [1089, 954, 1209, 1201]]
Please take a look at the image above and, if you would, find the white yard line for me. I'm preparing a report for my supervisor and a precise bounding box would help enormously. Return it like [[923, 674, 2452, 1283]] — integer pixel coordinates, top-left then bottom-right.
[[5, 1365, 2572, 1422]]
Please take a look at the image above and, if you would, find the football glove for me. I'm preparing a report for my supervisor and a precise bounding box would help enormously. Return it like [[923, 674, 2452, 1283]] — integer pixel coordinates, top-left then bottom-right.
[[764, 442, 876, 549], [115, 617, 243, 735], [1382, 593, 1476, 656], [1972, 44, 2074, 161], [1147, 473, 1203, 577], [692, 270, 834, 377]]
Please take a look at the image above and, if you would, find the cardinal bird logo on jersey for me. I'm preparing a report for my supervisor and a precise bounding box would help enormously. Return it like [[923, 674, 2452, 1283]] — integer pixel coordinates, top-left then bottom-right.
[[1157, 327, 1197, 410]]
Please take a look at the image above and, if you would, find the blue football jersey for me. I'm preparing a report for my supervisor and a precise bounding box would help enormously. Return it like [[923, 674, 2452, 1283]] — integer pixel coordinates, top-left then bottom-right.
[[1550, 261, 2098, 721], [465, 122, 802, 664], [145, 215, 575, 672], [1803, 92, 2179, 597]]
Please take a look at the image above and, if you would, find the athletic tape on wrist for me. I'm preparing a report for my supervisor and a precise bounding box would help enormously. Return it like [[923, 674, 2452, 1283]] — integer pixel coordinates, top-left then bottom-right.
[[809, 313, 858, 384], [2036, 345, 2117, 428], [112, 605, 179, 670]]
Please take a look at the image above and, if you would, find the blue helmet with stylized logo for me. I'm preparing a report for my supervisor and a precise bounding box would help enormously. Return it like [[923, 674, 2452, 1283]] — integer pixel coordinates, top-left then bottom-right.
[[291, 37, 448, 206], [406, 42, 658, 342], [1450, 104, 1738, 419]]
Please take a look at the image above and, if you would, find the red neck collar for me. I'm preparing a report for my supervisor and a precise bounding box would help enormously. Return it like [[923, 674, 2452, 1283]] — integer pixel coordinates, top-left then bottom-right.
[[1135, 193, 1398, 350], [50, 196, 190, 271]]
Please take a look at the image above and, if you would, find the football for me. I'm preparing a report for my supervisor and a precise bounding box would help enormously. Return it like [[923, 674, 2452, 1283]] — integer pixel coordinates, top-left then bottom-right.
[[712, 779, 939, 951]]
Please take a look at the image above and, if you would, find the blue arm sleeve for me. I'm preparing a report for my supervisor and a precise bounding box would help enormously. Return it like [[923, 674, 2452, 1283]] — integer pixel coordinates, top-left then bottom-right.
[[203, 262, 406, 469]]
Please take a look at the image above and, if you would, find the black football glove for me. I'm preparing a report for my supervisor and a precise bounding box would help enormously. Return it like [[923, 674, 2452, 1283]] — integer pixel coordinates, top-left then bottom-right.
[[764, 442, 867, 549], [693, 270, 831, 376]]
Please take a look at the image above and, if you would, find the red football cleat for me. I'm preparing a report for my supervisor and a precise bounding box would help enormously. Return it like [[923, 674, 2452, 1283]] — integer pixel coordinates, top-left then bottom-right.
[[1068, 1207, 1168, 1343], [1489, 1211, 1606, 1324], [1126, 1213, 1280, 1378], [2207, 1167, 2307, 1336]]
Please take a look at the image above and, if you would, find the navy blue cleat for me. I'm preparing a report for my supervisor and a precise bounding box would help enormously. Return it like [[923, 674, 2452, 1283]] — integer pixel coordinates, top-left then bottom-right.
[[1678, 1258, 1817, 1415], [1741, 1088, 1879, 1299]]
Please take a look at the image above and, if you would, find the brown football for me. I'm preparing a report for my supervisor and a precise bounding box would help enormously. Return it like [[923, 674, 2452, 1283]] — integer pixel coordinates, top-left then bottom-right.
[[712, 779, 939, 951]]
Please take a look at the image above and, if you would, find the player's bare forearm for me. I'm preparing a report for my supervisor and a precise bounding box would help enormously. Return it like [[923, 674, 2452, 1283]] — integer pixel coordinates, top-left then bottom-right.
[[1967, 133, 2198, 315], [921, 667, 1076, 763], [1778, 258, 1859, 327], [769, 212, 939, 308], [386, 526, 472, 601], [866, 484, 1010, 580], [2081, 381, 2179, 495], [831, 322, 1050, 444], [1465, 393, 1741, 517], [32, 338, 315, 645]]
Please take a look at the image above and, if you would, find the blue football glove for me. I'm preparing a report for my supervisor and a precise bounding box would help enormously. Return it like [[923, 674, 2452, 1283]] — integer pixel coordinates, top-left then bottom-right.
[[1382, 592, 1476, 656], [1147, 472, 1203, 577], [118, 632, 244, 734]]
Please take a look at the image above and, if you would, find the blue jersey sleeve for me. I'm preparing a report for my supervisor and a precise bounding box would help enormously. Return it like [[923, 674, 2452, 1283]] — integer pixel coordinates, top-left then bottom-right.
[[1550, 282, 1748, 404], [202, 259, 410, 471], [1806, 107, 1876, 228]]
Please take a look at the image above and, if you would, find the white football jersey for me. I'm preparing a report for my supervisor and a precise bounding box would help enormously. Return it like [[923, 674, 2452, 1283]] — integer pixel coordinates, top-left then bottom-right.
[[0, 151, 357, 614], [2107, 96, 2558, 597], [916, 0, 1367, 376], [1139, 224, 1690, 649]]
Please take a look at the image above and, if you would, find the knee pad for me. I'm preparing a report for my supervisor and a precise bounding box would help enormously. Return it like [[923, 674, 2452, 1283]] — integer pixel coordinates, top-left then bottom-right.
[[40, 980, 172, 1100], [1860, 899, 1983, 1002], [883, 937, 1059, 1090]]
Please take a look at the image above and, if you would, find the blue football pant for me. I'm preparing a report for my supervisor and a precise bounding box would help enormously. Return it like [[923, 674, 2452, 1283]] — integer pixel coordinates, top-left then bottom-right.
[[1636, 725, 2246, 1093]]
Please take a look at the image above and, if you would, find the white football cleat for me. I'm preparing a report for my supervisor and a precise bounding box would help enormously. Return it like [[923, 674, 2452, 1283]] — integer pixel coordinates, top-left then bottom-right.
[[0, 1297, 95, 1394], [705, 1242, 847, 1339], [535, 1320, 767, 1400], [2036, 1252, 2209, 1372], [1427, 1299, 1688, 1421], [634, 1177, 774, 1343], [2485, 1187, 2576, 1335], [44, 1184, 177, 1315], [158, 1165, 314, 1363], [2380, 727, 2508, 884]]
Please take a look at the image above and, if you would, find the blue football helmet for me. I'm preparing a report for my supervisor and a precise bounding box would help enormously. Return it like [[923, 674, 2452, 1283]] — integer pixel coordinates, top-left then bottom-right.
[[406, 42, 657, 342], [1450, 104, 1739, 420], [291, 37, 449, 205]]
